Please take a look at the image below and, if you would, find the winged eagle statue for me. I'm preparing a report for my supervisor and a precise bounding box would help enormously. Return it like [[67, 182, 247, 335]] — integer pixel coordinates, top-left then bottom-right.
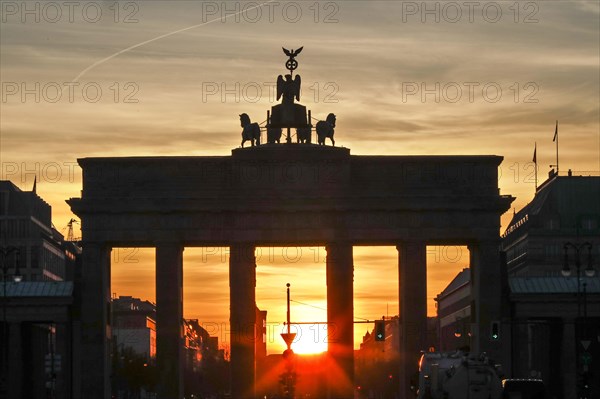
[[277, 74, 301, 104], [283, 47, 303, 58]]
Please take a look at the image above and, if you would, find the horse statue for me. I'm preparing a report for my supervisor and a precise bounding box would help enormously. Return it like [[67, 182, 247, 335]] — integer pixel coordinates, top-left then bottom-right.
[[240, 113, 261, 147], [267, 127, 282, 144], [297, 125, 312, 144], [316, 113, 336, 146]]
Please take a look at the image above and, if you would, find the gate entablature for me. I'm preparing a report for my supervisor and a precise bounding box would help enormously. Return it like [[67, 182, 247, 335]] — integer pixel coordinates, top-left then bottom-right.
[[70, 149, 507, 210], [67, 148, 513, 399], [68, 148, 511, 247]]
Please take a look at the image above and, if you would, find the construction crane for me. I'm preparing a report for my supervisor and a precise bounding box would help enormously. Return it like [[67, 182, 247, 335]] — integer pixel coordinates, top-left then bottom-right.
[[62, 218, 79, 242]]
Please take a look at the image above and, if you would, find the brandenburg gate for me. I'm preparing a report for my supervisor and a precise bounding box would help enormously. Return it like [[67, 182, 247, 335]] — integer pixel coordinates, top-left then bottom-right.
[[67, 48, 513, 398], [67, 146, 512, 398]]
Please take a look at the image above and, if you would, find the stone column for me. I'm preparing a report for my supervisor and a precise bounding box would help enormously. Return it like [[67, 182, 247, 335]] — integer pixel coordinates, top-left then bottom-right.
[[80, 242, 111, 399], [326, 243, 354, 398], [397, 242, 427, 398], [561, 318, 577, 399], [7, 322, 22, 399], [156, 244, 184, 399], [469, 240, 503, 362], [229, 244, 256, 399]]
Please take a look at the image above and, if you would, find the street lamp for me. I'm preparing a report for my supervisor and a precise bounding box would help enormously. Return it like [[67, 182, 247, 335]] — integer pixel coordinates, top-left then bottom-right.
[[561, 242, 595, 317], [1, 246, 23, 396], [454, 317, 462, 338], [280, 283, 297, 399], [561, 241, 595, 397]]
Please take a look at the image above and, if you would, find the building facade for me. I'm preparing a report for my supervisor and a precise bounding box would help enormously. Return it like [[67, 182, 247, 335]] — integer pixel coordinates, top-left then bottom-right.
[[435, 268, 471, 352], [1, 282, 74, 399], [355, 316, 437, 397], [112, 295, 157, 361], [502, 173, 600, 399], [436, 173, 600, 399], [502, 173, 600, 276], [1, 181, 81, 399], [0, 180, 80, 281]]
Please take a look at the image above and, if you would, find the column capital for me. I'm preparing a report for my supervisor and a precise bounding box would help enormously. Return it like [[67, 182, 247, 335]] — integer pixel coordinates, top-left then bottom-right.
[[81, 240, 110, 249], [467, 239, 501, 251], [325, 243, 353, 270], [154, 241, 185, 249], [229, 244, 256, 265], [396, 241, 426, 251], [325, 241, 353, 250]]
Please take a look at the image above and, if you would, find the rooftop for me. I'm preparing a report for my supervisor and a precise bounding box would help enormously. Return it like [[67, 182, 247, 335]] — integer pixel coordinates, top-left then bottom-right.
[[509, 276, 600, 294], [503, 174, 600, 237], [435, 268, 470, 300]]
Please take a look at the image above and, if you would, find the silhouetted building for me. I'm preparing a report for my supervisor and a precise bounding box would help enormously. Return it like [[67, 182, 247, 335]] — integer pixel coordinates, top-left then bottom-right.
[[62, 240, 81, 282], [357, 316, 400, 364], [435, 268, 471, 352], [355, 315, 437, 397], [0, 180, 81, 281], [502, 173, 600, 398], [1, 282, 74, 399], [357, 316, 437, 362], [435, 173, 600, 398], [182, 319, 229, 396], [1, 181, 80, 399], [110, 297, 230, 397], [502, 173, 600, 276], [184, 318, 223, 370], [111, 296, 157, 360]]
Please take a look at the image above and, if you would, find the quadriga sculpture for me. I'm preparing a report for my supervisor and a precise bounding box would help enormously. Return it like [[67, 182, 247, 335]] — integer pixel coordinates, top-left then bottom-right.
[[240, 113, 261, 147], [316, 113, 336, 146]]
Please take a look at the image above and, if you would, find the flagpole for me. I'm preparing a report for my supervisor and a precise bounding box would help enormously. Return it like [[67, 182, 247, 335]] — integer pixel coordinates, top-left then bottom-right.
[[533, 142, 538, 191], [555, 120, 559, 174]]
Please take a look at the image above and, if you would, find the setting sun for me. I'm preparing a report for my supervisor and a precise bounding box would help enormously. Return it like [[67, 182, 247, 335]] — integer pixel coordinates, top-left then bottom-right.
[[286, 324, 329, 355]]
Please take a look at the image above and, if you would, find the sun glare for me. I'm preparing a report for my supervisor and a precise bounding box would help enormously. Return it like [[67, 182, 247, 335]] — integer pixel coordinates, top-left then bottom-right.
[[289, 325, 329, 355]]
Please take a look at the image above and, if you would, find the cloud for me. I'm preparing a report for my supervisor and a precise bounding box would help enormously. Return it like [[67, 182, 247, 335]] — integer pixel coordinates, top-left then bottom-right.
[[2, 0, 598, 353]]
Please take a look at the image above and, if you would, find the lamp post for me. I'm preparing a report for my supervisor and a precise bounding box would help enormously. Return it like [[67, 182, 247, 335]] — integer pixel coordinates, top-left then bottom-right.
[[280, 283, 297, 398], [561, 242, 595, 316], [1, 246, 23, 397], [561, 241, 595, 397]]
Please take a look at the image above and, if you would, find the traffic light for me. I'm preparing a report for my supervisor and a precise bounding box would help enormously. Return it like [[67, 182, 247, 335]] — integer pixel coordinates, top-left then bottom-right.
[[374, 319, 385, 341], [490, 321, 500, 341]]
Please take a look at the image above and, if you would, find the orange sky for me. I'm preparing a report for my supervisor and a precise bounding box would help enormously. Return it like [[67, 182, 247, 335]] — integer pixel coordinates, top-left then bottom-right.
[[108, 245, 469, 354], [1, 1, 599, 354]]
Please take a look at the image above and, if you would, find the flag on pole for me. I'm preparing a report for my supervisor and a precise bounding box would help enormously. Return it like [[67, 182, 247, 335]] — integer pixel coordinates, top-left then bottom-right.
[[553, 120, 558, 142], [532, 143, 537, 163]]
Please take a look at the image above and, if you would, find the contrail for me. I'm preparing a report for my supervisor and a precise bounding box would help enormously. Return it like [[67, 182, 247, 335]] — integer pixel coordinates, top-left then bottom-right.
[[69, 0, 277, 83]]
